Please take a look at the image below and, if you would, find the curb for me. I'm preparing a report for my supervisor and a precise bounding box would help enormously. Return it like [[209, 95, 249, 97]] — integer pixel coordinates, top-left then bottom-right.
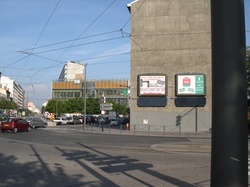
[[151, 143, 211, 153]]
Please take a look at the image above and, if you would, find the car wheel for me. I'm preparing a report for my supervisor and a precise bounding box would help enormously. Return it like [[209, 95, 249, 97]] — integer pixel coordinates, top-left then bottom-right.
[[27, 127, 31, 132], [13, 128, 18, 133], [43, 124, 47, 128], [32, 125, 36, 129], [1, 129, 5, 132]]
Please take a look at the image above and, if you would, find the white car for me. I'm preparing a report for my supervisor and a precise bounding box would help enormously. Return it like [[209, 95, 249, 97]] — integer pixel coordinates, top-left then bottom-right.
[[53, 117, 67, 125]]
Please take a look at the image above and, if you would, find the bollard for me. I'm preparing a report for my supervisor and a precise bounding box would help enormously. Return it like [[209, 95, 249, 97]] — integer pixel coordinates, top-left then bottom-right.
[[126, 123, 130, 130]]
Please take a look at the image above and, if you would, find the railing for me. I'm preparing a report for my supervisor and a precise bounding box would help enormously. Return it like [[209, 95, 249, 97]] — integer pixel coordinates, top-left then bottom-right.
[[83, 123, 195, 137]]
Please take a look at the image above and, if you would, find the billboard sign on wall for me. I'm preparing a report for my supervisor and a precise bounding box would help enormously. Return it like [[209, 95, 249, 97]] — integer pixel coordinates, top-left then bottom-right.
[[138, 74, 167, 96], [175, 73, 206, 96]]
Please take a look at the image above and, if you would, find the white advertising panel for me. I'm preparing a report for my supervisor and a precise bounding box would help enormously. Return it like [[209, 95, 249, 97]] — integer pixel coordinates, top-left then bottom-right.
[[138, 74, 167, 96]]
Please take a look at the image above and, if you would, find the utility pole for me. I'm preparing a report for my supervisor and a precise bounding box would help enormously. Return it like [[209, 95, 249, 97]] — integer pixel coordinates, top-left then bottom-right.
[[83, 63, 87, 130], [210, 0, 248, 186], [79, 62, 88, 130]]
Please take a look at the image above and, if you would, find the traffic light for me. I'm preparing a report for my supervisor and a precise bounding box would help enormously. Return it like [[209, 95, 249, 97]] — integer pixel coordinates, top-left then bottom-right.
[[176, 115, 181, 126]]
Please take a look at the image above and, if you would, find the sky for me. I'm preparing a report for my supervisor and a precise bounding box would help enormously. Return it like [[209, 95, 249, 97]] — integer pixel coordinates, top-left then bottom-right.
[[0, 0, 133, 108], [1, 0, 250, 109], [245, 0, 250, 45]]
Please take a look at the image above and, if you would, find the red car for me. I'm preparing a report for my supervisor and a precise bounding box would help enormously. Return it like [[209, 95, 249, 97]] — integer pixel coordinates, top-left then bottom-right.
[[1, 118, 31, 133]]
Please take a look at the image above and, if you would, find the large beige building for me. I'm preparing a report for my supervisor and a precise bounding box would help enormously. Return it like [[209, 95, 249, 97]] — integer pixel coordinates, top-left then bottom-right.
[[128, 0, 211, 132], [52, 61, 129, 107]]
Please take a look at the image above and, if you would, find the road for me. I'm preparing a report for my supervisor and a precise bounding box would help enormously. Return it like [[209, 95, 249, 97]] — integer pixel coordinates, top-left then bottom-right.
[[0, 125, 238, 187]]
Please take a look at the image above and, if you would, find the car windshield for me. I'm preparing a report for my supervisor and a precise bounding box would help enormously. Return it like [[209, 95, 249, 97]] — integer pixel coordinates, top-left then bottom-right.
[[2, 118, 12, 122]]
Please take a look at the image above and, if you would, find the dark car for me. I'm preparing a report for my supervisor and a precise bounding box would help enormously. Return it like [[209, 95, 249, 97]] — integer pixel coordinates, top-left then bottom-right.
[[1, 117, 31, 133], [24, 117, 48, 128], [109, 119, 118, 126]]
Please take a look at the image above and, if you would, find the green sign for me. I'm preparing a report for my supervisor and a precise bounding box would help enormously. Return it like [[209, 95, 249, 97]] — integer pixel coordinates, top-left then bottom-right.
[[195, 75, 205, 94], [122, 88, 128, 95], [176, 74, 206, 96]]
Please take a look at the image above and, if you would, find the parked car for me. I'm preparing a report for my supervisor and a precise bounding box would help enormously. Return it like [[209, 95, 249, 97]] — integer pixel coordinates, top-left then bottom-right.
[[1, 117, 31, 133], [109, 119, 118, 126], [53, 117, 67, 125], [66, 117, 81, 125], [24, 117, 48, 128], [86, 116, 95, 123], [98, 117, 105, 124]]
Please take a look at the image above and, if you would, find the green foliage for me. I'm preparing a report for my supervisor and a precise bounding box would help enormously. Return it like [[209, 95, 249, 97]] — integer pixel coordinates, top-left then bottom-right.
[[45, 99, 57, 113], [45, 97, 129, 115], [45, 98, 83, 115], [110, 101, 129, 115], [65, 98, 83, 113], [0, 97, 18, 109], [87, 97, 101, 114]]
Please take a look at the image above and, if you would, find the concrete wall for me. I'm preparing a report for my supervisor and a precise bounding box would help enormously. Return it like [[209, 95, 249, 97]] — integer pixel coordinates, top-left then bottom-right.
[[129, 0, 211, 132]]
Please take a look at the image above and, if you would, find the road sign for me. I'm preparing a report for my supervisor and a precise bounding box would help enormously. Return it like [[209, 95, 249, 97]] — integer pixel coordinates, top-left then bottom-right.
[[100, 106, 113, 111], [100, 103, 113, 111], [100, 103, 113, 107]]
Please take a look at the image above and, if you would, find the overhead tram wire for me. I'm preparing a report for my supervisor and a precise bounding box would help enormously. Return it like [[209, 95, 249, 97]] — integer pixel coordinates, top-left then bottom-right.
[[20, 35, 129, 55], [119, 0, 147, 51], [24, 0, 61, 93], [3, 55, 30, 68], [32, 0, 118, 84], [4, 0, 61, 96], [31, 0, 61, 53], [76, 51, 130, 62], [17, 1, 124, 66], [15, 1, 129, 86], [16, 1, 137, 59], [121, 0, 147, 30], [55, 0, 118, 60], [18, 30, 121, 53], [17, 0, 61, 77]]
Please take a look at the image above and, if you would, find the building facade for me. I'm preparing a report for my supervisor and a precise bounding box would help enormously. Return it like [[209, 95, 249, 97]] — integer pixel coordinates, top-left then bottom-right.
[[58, 60, 85, 81], [128, 0, 211, 132], [0, 76, 25, 108], [52, 61, 130, 108], [52, 79, 129, 107]]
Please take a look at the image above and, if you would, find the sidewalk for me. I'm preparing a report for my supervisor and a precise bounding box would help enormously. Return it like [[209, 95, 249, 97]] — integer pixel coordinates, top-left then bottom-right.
[[47, 122, 250, 154], [48, 121, 212, 138], [83, 125, 212, 138]]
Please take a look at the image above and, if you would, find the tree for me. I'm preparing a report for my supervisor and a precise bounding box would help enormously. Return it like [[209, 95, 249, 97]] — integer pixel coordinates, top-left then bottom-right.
[[87, 97, 100, 114], [45, 99, 57, 113], [0, 97, 18, 109], [110, 102, 128, 115], [64, 98, 83, 113], [44, 97, 129, 116]]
